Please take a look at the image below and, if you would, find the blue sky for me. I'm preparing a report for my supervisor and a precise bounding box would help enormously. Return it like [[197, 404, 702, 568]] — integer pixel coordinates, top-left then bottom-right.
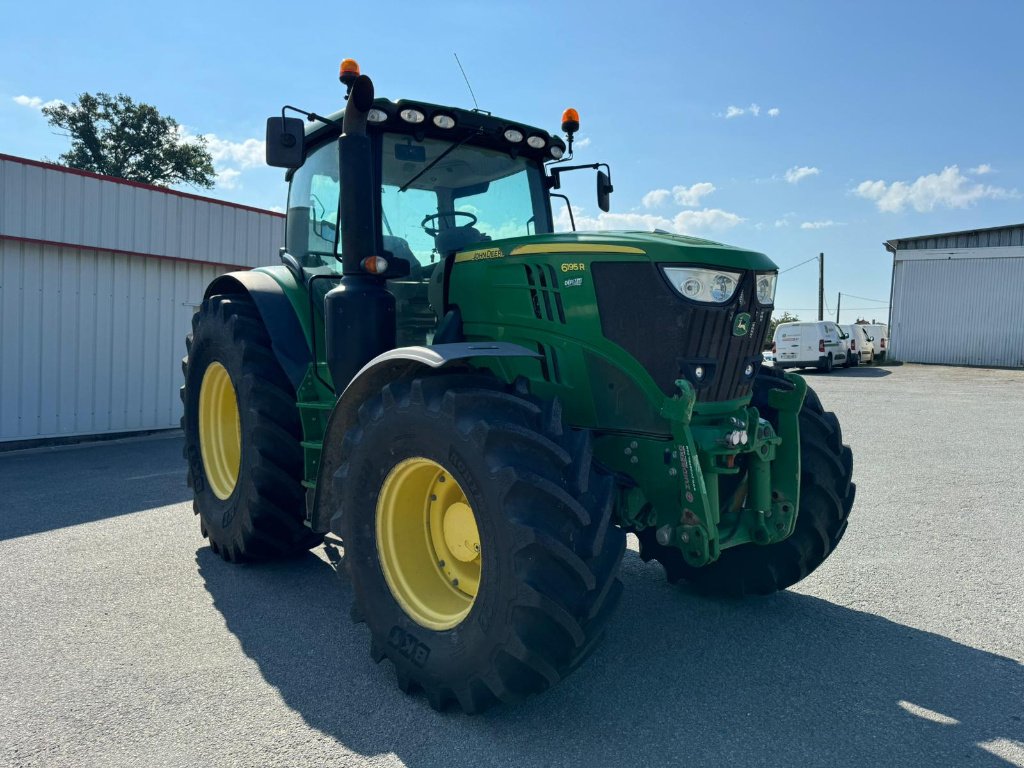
[[3, 0, 1022, 321]]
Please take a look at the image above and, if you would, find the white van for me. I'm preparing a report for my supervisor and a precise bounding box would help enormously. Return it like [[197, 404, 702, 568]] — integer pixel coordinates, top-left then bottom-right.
[[863, 323, 889, 362], [841, 324, 875, 365], [772, 321, 849, 372]]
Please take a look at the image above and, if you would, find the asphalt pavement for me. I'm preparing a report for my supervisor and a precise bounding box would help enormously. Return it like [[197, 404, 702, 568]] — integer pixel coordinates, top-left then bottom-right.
[[2, 364, 1023, 767]]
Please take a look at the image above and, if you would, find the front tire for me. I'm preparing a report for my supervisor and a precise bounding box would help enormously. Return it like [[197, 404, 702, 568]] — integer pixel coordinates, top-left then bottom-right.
[[181, 293, 322, 562], [336, 374, 625, 712], [638, 368, 855, 596]]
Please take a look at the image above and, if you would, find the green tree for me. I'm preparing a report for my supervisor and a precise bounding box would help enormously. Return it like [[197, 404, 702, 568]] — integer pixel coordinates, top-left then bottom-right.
[[42, 92, 215, 188], [767, 311, 800, 347]]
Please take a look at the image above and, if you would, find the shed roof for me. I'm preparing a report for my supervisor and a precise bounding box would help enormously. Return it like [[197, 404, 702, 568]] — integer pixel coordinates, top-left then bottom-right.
[[885, 223, 1024, 254]]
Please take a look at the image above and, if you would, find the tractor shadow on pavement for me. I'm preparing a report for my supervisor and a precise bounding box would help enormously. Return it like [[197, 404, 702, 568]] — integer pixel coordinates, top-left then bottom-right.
[[198, 544, 1023, 768]]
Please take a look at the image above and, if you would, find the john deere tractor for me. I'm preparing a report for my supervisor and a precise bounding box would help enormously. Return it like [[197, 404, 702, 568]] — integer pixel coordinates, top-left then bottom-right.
[[181, 59, 854, 712]]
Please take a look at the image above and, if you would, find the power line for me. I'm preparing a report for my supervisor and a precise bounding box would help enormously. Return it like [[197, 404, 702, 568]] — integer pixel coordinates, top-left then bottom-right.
[[779, 256, 819, 273], [774, 306, 889, 312], [840, 292, 889, 303]]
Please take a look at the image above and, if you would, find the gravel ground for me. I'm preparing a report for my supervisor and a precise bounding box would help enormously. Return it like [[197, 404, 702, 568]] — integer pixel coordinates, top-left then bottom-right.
[[2, 364, 1022, 768]]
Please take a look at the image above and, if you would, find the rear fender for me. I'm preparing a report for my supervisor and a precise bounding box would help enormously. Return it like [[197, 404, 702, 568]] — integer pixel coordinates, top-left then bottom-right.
[[310, 342, 540, 534], [204, 271, 311, 391]]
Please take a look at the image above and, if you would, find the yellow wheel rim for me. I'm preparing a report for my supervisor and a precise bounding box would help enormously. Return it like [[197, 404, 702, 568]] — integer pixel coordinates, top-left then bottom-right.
[[198, 361, 241, 501], [376, 457, 481, 630]]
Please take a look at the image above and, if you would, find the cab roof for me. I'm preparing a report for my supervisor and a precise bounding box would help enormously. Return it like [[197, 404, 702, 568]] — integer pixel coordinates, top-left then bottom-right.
[[304, 98, 566, 163]]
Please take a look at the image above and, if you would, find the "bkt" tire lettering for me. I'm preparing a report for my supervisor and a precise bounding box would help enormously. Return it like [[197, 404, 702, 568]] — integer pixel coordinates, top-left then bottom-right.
[[387, 626, 431, 667]]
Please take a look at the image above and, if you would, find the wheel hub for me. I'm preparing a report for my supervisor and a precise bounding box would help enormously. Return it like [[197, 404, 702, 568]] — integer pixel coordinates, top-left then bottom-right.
[[442, 501, 480, 562]]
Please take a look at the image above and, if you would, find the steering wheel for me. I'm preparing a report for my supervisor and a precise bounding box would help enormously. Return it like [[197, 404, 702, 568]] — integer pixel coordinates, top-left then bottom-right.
[[421, 211, 478, 237]]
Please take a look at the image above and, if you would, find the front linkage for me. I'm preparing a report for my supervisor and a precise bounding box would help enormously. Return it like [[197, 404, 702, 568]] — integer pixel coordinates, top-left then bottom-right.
[[599, 372, 807, 568]]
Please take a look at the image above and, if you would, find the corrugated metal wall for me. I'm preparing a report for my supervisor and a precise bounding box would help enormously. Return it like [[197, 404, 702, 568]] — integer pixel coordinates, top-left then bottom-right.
[[890, 253, 1024, 367], [0, 155, 286, 443], [0, 156, 282, 269]]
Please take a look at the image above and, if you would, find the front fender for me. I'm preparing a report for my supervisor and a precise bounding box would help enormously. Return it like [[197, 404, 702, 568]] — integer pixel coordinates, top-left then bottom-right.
[[310, 342, 540, 534]]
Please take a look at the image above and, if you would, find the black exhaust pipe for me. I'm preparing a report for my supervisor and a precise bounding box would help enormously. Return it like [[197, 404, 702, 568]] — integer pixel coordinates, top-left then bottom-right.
[[324, 73, 396, 392]]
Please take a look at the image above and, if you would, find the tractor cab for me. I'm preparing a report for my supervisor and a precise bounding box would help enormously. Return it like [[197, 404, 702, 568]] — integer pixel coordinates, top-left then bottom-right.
[[281, 109, 562, 345]]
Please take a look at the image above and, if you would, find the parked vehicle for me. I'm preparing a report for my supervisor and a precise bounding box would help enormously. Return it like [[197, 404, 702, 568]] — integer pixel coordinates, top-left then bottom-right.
[[180, 59, 854, 712], [863, 323, 889, 362], [842, 324, 875, 366], [772, 321, 849, 371]]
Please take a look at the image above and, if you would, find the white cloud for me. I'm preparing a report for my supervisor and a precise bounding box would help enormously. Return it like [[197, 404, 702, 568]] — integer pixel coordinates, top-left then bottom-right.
[[203, 134, 265, 169], [854, 165, 1016, 213], [720, 103, 780, 119], [970, 163, 993, 175], [555, 205, 743, 236], [216, 168, 242, 190], [642, 189, 671, 208], [800, 220, 843, 229], [675, 208, 743, 231], [774, 219, 790, 228], [673, 182, 716, 207], [784, 165, 820, 184], [12, 95, 64, 110], [574, 136, 591, 149], [642, 182, 715, 209]]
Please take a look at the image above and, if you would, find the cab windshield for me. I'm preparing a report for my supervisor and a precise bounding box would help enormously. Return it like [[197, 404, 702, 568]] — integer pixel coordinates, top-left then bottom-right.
[[285, 133, 551, 272]]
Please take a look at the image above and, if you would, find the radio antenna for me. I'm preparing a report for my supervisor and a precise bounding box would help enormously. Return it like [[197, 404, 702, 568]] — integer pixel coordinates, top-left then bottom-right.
[[453, 52, 480, 111]]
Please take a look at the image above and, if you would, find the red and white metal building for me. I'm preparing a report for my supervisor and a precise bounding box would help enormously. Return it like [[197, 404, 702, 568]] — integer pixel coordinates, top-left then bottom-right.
[[0, 153, 284, 444]]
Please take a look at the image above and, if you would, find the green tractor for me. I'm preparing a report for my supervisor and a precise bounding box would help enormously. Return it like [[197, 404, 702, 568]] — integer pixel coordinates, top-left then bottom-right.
[[181, 59, 854, 712]]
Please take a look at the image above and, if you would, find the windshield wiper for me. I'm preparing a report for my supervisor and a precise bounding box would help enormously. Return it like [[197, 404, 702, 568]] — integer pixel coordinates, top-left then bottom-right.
[[399, 129, 481, 193]]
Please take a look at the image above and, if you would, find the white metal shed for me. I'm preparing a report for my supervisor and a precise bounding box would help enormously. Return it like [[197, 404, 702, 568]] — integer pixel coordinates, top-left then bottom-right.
[[885, 225, 1024, 368], [0, 154, 285, 444]]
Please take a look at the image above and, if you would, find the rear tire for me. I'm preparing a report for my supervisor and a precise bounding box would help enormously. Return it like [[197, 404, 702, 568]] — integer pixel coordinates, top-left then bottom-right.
[[638, 368, 855, 596], [181, 293, 322, 562], [336, 374, 625, 713], [819, 354, 834, 373]]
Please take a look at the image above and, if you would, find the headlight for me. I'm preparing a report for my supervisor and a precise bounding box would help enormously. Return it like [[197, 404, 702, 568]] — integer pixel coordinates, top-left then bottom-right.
[[755, 272, 777, 304], [399, 108, 425, 124], [663, 267, 741, 304]]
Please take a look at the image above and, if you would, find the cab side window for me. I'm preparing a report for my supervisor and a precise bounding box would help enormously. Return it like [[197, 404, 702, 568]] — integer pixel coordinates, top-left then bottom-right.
[[286, 141, 342, 269]]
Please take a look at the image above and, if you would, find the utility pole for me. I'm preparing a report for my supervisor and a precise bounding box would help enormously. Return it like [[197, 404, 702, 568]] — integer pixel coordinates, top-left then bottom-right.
[[818, 252, 824, 321], [836, 292, 842, 324]]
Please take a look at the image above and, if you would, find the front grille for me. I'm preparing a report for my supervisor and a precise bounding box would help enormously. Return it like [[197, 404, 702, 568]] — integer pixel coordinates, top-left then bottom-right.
[[592, 262, 771, 402]]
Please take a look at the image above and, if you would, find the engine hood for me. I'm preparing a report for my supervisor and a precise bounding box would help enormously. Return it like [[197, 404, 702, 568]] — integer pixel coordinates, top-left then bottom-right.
[[478, 231, 778, 273]]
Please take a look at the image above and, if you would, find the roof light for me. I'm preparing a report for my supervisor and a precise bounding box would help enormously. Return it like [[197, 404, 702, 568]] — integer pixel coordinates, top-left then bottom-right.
[[367, 108, 388, 124], [561, 108, 580, 135], [503, 128, 524, 143], [339, 58, 360, 86], [550, 145, 564, 159], [526, 135, 546, 149], [400, 108, 425, 124], [433, 114, 456, 129]]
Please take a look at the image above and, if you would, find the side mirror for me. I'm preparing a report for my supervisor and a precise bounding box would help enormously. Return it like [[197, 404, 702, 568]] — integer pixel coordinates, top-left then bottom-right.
[[266, 116, 305, 169], [597, 169, 613, 212]]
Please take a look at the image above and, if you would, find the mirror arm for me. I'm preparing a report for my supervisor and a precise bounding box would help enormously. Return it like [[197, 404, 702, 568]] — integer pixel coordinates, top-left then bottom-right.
[[281, 105, 342, 129], [546, 162, 613, 189]]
